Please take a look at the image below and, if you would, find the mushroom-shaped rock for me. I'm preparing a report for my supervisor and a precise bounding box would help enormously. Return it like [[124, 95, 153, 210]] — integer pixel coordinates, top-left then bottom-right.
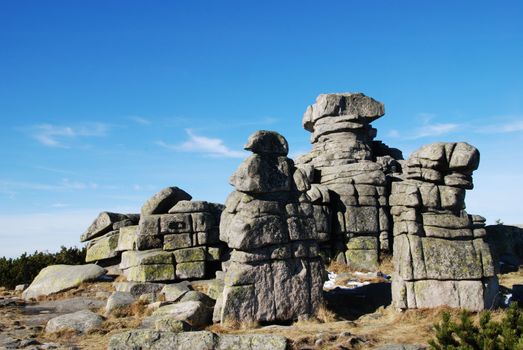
[[302, 93, 385, 131], [141, 187, 192, 216], [244, 130, 289, 156]]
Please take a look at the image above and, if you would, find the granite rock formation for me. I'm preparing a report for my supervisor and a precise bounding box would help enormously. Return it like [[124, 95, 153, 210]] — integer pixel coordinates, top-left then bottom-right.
[[122, 188, 226, 282], [81, 187, 226, 283], [297, 93, 402, 270], [390, 142, 498, 311], [218, 130, 325, 323]]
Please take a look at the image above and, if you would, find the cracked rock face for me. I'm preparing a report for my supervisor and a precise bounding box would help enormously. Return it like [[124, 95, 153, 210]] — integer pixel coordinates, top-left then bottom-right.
[[391, 142, 498, 311], [218, 130, 324, 323], [297, 93, 401, 269]]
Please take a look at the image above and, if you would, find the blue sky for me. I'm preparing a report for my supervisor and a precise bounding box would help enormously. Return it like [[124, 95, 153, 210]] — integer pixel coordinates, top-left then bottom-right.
[[1, 1, 522, 258]]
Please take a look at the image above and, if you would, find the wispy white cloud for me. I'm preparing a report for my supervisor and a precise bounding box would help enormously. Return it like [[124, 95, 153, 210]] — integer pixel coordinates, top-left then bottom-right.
[[386, 129, 401, 138], [0, 179, 100, 192], [475, 119, 523, 133], [129, 116, 151, 125], [157, 129, 246, 158], [27, 123, 108, 147], [410, 123, 461, 139]]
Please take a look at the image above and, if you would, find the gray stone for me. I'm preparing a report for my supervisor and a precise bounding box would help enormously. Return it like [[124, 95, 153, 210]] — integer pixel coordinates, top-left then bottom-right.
[[81, 212, 129, 242], [141, 187, 192, 216], [302, 93, 385, 131], [23, 264, 106, 300], [85, 230, 120, 262], [168, 200, 212, 213], [160, 281, 192, 302], [120, 249, 173, 269], [123, 264, 175, 282], [163, 233, 193, 250], [152, 301, 212, 328], [113, 282, 165, 297], [244, 130, 289, 156], [45, 310, 103, 334], [105, 291, 135, 314], [116, 225, 138, 251], [176, 261, 206, 279], [229, 155, 292, 193]]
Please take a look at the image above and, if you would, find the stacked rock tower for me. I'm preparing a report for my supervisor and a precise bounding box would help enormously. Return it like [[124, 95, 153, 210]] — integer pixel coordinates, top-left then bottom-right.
[[297, 93, 402, 270], [218, 131, 325, 323], [390, 142, 498, 311]]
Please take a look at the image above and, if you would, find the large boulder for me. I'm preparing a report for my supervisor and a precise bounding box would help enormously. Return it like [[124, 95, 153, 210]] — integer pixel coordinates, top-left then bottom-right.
[[141, 187, 192, 216], [22, 264, 106, 300], [45, 310, 103, 334]]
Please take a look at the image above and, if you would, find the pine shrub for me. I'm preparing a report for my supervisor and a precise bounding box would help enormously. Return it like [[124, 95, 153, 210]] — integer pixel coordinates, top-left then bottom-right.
[[429, 303, 523, 350]]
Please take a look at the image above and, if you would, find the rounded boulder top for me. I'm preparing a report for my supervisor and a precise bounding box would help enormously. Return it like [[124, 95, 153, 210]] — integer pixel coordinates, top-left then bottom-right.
[[244, 130, 289, 156], [302, 92, 385, 131]]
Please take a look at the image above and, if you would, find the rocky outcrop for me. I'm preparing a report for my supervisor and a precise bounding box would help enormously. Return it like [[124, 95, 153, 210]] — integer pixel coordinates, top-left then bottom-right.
[[80, 187, 227, 283], [297, 93, 402, 269], [218, 131, 324, 323], [391, 142, 498, 311], [126, 190, 226, 282], [22, 264, 106, 300]]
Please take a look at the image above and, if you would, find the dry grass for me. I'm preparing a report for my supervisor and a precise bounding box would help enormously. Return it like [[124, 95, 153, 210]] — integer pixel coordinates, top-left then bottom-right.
[[106, 299, 153, 318], [113, 275, 127, 283], [328, 261, 358, 274], [498, 267, 523, 289], [378, 254, 395, 275], [315, 303, 338, 323]]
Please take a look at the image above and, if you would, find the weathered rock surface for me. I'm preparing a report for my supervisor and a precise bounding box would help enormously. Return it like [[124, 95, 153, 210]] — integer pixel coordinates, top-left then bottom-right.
[[105, 291, 135, 314], [148, 301, 212, 328], [22, 264, 106, 300], [108, 330, 287, 350], [391, 142, 498, 311], [219, 131, 324, 323], [141, 187, 192, 216], [45, 310, 103, 334], [81, 212, 138, 242]]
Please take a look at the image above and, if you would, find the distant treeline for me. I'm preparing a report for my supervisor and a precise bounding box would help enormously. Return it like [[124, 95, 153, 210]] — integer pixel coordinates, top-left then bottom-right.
[[0, 246, 86, 289]]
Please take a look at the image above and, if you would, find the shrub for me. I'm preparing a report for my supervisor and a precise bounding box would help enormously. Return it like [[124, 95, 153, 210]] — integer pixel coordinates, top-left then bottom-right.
[[429, 302, 523, 350], [0, 246, 86, 289]]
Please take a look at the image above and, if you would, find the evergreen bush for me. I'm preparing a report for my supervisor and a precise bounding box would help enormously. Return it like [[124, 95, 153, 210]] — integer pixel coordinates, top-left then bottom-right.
[[429, 303, 523, 350]]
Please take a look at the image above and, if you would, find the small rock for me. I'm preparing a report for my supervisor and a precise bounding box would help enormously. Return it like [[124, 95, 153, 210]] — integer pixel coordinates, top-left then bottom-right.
[[105, 292, 135, 315], [45, 310, 103, 334]]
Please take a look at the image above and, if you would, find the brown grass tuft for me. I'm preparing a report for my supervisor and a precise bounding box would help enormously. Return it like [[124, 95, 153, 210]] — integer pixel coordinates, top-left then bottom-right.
[[378, 254, 394, 275], [108, 300, 153, 318], [315, 304, 338, 323]]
